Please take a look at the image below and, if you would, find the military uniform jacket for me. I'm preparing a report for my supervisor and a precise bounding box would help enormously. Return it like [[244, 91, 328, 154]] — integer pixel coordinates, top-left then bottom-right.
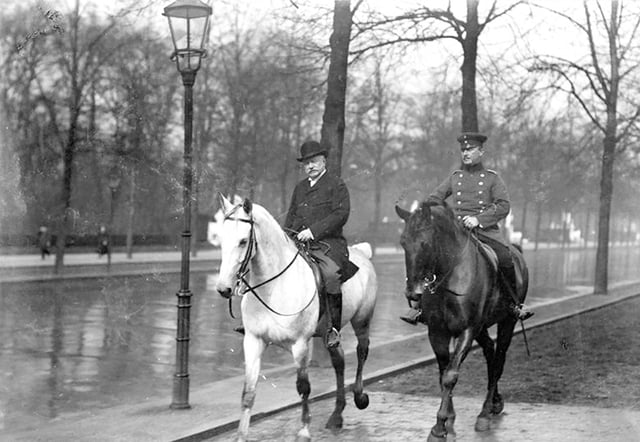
[[427, 162, 510, 246], [284, 172, 353, 276]]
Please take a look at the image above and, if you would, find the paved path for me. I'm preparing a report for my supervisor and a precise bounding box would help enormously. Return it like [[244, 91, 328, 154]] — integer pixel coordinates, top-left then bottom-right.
[[206, 393, 640, 441], [2, 260, 639, 442], [0, 249, 223, 282]]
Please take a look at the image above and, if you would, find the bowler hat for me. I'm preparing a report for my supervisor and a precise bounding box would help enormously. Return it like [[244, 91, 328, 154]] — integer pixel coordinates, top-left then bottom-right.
[[457, 132, 488, 145], [297, 140, 328, 162]]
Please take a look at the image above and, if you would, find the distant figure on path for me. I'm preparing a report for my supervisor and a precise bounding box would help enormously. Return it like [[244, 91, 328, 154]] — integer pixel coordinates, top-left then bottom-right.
[[97, 225, 109, 258], [37, 225, 51, 259]]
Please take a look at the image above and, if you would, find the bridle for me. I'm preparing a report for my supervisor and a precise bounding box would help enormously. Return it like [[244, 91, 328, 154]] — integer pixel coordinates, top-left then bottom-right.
[[223, 205, 316, 317], [407, 223, 474, 299]]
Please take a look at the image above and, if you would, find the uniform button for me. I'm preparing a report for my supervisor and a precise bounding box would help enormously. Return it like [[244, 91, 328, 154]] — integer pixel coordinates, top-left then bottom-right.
[[457, 215, 462, 219], [479, 181, 484, 186], [457, 201, 462, 204], [457, 182, 462, 186], [480, 173, 485, 178], [457, 191, 461, 196], [480, 209, 484, 212], [479, 190, 483, 194], [459, 174, 463, 178], [479, 200, 484, 204]]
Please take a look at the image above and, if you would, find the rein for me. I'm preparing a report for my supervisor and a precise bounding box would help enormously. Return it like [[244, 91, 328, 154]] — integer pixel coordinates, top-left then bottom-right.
[[224, 207, 317, 317]]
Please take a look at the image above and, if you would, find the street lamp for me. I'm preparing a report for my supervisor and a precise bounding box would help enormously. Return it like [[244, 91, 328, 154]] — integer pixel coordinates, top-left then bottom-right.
[[163, 0, 212, 410]]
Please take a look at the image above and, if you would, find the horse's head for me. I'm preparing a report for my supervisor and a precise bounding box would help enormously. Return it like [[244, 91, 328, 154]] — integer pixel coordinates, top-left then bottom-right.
[[215, 193, 256, 299], [395, 201, 442, 302]]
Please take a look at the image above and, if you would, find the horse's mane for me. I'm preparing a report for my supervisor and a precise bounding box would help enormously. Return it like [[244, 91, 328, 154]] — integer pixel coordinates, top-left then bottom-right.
[[414, 200, 468, 271], [421, 200, 455, 231], [251, 203, 295, 248]]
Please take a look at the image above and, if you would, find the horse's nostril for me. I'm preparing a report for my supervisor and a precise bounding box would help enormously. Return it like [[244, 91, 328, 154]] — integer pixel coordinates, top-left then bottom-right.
[[217, 288, 232, 299], [405, 290, 420, 302]]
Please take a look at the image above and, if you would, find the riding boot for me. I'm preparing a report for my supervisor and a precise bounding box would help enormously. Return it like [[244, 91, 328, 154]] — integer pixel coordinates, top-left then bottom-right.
[[400, 300, 422, 325], [325, 292, 342, 348], [500, 266, 534, 321], [234, 325, 245, 335]]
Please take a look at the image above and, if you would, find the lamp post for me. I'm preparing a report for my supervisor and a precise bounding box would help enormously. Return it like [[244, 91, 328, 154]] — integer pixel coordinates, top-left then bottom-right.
[[163, 0, 212, 410]]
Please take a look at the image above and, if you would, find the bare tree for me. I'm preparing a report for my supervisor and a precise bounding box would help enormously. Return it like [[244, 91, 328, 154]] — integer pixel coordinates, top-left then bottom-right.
[[320, 0, 357, 175], [350, 0, 524, 132], [531, 0, 640, 293]]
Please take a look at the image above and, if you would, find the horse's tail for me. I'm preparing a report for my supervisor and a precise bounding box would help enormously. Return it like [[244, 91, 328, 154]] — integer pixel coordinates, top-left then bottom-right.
[[351, 242, 373, 259]]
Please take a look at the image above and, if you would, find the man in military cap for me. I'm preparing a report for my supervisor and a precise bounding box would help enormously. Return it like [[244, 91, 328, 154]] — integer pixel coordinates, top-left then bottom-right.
[[400, 132, 533, 325]]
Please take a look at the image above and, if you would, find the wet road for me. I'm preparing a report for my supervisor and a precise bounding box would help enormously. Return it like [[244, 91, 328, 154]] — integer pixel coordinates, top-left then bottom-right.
[[0, 246, 639, 433]]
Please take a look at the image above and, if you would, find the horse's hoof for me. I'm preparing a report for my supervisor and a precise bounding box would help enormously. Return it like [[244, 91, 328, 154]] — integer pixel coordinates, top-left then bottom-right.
[[296, 427, 311, 442], [354, 391, 369, 409], [325, 414, 343, 430], [475, 416, 491, 432], [427, 429, 447, 442]]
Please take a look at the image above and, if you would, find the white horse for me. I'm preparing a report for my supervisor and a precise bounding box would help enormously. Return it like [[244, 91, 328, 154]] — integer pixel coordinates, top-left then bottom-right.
[[215, 194, 378, 442]]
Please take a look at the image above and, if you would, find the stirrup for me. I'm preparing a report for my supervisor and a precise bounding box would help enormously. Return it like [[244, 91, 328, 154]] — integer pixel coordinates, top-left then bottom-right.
[[325, 327, 341, 348], [400, 308, 422, 325], [513, 305, 534, 321]]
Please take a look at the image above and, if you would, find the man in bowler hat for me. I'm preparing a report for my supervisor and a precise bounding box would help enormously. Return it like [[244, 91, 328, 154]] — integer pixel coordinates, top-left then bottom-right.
[[400, 132, 533, 324], [284, 140, 358, 348]]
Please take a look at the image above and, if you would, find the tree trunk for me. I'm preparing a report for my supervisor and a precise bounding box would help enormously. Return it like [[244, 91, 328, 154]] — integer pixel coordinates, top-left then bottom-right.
[[126, 167, 135, 258], [594, 133, 615, 294], [534, 200, 542, 251], [321, 0, 352, 176], [460, 0, 480, 132], [593, 0, 620, 295], [582, 209, 590, 250], [54, 5, 82, 273], [519, 200, 528, 247]]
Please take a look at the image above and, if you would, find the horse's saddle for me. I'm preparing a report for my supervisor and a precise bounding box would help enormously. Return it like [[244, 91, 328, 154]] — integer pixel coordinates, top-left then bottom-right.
[[445, 236, 524, 296], [297, 246, 328, 325], [478, 242, 499, 271]]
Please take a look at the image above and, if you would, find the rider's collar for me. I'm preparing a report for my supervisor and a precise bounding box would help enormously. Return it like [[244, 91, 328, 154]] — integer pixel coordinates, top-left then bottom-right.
[[461, 162, 484, 173]]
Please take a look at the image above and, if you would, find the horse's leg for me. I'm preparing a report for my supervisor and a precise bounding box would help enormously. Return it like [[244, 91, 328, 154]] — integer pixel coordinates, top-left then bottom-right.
[[474, 328, 496, 432], [490, 319, 517, 414], [291, 338, 312, 442], [237, 334, 266, 442], [352, 325, 371, 410], [427, 330, 454, 442], [325, 341, 346, 430]]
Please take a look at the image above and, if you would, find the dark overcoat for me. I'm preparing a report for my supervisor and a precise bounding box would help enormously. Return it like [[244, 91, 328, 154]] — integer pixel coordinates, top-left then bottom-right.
[[427, 162, 510, 247], [284, 172, 356, 280]]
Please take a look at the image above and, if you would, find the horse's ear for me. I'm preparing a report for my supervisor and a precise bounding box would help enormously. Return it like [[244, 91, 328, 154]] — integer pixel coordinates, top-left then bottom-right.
[[419, 201, 432, 219], [395, 205, 410, 221], [243, 198, 253, 214], [217, 192, 232, 212]]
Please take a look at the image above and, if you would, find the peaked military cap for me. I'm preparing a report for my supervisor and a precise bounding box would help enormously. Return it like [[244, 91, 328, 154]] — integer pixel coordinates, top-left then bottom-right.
[[457, 132, 488, 145], [297, 140, 328, 162]]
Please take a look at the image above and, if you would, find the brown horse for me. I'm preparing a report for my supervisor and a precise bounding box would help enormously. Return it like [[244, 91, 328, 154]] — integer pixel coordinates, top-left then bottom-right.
[[395, 200, 528, 441]]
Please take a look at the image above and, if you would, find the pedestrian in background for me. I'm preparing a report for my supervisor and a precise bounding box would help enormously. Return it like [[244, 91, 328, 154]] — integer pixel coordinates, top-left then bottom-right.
[[37, 225, 51, 259], [97, 225, 109, 258]]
